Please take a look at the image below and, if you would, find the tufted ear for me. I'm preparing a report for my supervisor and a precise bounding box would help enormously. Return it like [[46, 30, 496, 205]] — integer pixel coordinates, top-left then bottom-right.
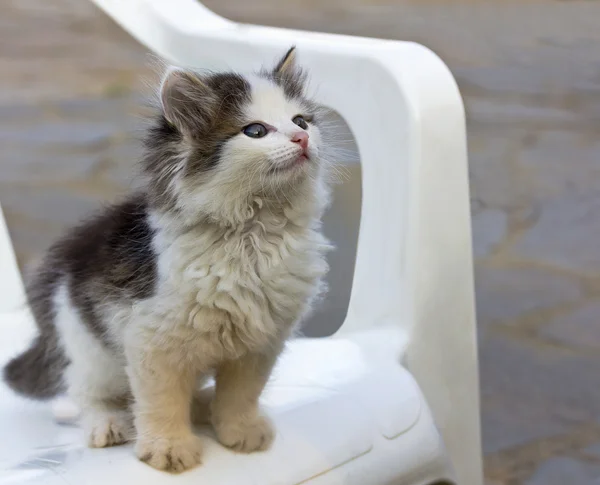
[[274, 46, 297, 77], [160, 67, 216, 134], [272, 46, 306, 99]]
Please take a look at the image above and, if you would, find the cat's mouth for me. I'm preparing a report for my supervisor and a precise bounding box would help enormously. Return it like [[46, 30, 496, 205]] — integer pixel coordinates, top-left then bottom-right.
[[270, 153, 310, 174]]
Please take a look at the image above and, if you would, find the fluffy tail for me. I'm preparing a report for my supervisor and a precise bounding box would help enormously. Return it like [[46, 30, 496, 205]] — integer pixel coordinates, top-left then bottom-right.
[[4, 333, 67, 400], [4, 252, 68, 400]]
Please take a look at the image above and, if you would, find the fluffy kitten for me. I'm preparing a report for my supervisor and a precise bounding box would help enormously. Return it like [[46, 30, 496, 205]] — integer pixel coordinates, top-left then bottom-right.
[[3, 47, 332, 473]]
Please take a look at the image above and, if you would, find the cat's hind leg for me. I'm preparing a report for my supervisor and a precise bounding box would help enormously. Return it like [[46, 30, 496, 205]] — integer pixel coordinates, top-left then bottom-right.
[[54, 284, 133, 448]]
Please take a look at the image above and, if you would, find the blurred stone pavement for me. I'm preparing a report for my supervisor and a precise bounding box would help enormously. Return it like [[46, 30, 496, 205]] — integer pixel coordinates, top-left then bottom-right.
[[2, 0, 600, 483]]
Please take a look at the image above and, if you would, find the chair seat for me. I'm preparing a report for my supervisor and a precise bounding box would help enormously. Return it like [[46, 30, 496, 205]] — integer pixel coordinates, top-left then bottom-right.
[[0, 309, 451, 485]]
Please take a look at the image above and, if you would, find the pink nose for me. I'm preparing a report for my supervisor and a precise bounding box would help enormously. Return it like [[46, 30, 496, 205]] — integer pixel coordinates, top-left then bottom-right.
[[291, 131, 309, 151]]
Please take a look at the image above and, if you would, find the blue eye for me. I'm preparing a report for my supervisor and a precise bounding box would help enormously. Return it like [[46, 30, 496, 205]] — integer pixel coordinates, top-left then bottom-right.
[[243, 123, 268, 138], [292, 115, 308, 130]]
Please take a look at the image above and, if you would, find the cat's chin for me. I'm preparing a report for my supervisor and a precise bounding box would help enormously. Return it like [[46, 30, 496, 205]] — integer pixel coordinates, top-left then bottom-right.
[[269, 155, 311, 177]]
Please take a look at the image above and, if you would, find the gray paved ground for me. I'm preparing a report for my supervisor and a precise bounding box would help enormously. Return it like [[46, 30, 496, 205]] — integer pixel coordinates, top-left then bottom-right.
[[2, 0, 600, 483]]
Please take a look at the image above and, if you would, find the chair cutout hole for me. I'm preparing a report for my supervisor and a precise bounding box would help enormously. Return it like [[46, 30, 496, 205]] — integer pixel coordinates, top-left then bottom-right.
[[301, 107, 361, 338]]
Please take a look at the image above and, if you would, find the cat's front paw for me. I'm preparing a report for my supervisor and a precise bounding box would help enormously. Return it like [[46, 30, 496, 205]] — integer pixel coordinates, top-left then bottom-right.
[[213, 414, 274, 453], [84, 411, 133, 448], [135, 433, 203, 473]]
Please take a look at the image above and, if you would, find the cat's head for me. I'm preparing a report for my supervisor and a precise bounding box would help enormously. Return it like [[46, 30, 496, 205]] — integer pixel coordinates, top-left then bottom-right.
[[144, 47, 327, 223]]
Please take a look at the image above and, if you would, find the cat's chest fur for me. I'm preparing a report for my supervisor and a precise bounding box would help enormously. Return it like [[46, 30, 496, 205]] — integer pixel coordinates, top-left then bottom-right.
[[149, 207, 329, 357]]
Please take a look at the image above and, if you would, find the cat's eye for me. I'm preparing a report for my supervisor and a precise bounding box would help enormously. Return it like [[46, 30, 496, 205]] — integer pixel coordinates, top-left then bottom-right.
[[292, 115, 308, 130], [243, 123, 268, 138]]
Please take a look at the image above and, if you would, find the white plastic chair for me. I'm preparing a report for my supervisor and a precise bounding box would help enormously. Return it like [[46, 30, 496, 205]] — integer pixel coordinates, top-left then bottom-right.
[[0, 1, 482, 484]]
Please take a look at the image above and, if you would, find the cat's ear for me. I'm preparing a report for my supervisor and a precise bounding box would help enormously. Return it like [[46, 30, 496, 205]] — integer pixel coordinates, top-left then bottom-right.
[[274, 46, 297, 77], [272, 47, 306, 98], [160, 67, 215, 134]]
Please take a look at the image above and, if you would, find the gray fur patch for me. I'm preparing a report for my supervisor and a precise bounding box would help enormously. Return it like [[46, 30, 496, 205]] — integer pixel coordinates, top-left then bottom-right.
[[144, 71, 251, 213], [60, 195, 157, 348]]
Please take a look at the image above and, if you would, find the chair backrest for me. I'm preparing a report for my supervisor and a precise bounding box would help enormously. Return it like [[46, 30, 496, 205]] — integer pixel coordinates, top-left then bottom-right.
[[0, 206, 26, 313]]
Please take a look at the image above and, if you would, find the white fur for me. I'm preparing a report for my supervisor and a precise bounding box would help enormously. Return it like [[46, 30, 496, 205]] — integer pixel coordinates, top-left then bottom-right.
[[54, 284, 132, 447]]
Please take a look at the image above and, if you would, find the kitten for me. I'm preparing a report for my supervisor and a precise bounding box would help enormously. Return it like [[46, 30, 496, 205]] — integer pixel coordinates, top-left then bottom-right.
[[3, 47, 332, 473]]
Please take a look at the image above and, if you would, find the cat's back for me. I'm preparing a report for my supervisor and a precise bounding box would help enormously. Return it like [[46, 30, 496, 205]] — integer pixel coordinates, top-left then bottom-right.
[[50, 193, 157, 303]]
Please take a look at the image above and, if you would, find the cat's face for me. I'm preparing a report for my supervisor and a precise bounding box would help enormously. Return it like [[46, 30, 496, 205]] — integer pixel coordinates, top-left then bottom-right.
[[220, 75, 322, 186], [144, 48, 324, 217]]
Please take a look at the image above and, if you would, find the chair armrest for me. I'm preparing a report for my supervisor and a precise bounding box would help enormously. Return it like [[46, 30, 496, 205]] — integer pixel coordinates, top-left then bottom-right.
[[0, 207, 26, 313]]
